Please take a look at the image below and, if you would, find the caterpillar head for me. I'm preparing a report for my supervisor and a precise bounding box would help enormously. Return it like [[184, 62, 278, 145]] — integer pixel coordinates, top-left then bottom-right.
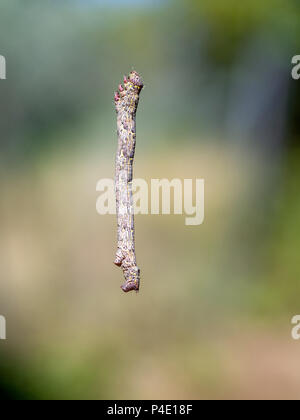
[[114, 71, 143, 114]]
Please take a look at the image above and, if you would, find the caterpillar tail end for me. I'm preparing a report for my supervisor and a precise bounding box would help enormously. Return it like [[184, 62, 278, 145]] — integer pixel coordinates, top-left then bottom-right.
[[121, 266, 140, 293]]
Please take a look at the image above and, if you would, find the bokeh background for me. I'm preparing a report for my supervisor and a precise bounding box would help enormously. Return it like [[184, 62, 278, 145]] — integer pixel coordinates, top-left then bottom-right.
[[0, 0, 300, 400]]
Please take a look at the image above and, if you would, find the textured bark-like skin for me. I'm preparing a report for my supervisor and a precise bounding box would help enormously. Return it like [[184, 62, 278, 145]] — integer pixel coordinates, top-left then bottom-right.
[[114, 71, 143, 293]]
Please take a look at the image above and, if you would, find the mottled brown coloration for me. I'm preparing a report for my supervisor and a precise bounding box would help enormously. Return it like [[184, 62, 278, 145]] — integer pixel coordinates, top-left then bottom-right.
[[114, 71, 144, 293]]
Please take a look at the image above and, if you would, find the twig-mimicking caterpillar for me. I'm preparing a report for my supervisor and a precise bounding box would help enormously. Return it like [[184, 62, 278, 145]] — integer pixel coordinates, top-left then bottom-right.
[[114, 71, 143, 293]]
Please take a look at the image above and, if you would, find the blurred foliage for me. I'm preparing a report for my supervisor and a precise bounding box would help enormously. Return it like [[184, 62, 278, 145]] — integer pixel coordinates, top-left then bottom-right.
[[0, 0, 300, 400], [0, 0, 299, 161]]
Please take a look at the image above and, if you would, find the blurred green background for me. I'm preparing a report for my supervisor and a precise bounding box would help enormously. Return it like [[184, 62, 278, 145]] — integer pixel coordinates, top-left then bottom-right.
[[0, 0, 300, 400]]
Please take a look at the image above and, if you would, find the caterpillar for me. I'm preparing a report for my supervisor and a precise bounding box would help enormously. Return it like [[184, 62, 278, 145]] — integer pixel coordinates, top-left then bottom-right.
[[114, 71, 144, 293]]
